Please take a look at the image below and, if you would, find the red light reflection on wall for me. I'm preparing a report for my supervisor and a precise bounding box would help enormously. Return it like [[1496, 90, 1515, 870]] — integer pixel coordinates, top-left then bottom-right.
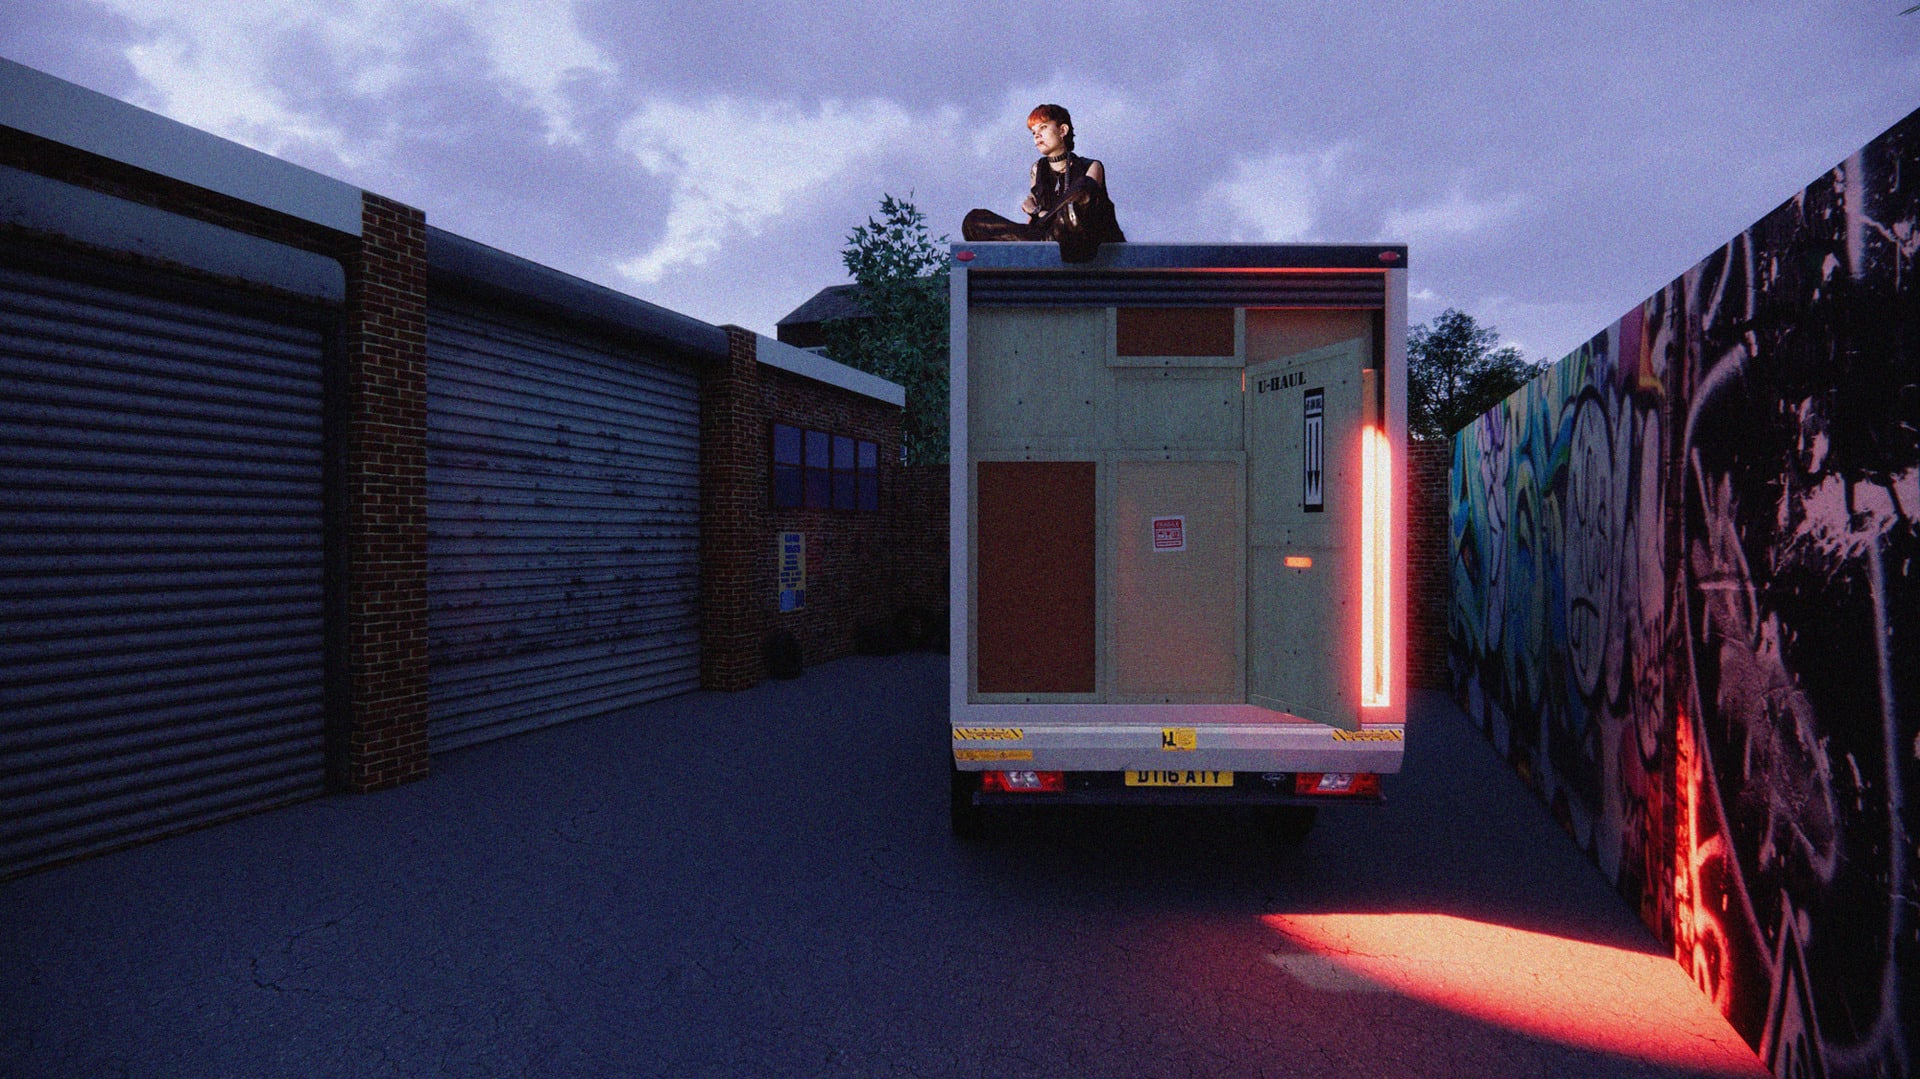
[[1262, 913, 1764, 1075]]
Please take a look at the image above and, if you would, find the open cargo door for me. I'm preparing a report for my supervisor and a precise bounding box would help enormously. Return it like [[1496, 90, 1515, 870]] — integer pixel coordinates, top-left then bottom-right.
[[1245, 338, 1370, 730]]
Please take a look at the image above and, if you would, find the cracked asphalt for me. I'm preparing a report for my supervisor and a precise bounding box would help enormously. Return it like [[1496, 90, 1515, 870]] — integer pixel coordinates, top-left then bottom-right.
[[0, 653, 1765, 1078]]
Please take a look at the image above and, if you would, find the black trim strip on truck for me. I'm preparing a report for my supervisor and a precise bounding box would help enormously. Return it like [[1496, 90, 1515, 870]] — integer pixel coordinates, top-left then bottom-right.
[[953, 243, 1407, 272], [969, 270, 1386, 308]]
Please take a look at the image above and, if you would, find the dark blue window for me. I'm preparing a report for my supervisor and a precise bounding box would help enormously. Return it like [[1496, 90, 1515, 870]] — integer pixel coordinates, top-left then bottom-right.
[[772, 424, 804, 508], [832, 436, 857, 510], [772, 425, 882, 513], [774, 423, 803, 464], [804, 429, 831, 509], [857, 440, 879, 511]]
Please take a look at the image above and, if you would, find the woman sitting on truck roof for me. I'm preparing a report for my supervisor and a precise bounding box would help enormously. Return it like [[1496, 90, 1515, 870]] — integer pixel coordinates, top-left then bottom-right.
[[962, 103, 1125, 263]]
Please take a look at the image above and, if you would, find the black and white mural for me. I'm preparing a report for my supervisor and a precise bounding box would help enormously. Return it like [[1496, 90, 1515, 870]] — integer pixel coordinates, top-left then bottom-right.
[[1452, 107, 1918, 1077]]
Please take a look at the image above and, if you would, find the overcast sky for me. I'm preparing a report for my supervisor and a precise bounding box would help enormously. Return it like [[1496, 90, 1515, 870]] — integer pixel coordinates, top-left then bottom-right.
[[4, 1, 1917, 362]]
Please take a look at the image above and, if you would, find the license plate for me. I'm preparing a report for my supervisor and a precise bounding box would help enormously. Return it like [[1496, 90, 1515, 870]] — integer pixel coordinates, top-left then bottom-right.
[[1126, 770, 1233, 787]]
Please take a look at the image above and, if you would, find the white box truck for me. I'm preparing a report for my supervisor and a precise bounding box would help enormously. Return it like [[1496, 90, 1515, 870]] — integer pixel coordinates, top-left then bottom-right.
[[948, 242, 1409, 841]]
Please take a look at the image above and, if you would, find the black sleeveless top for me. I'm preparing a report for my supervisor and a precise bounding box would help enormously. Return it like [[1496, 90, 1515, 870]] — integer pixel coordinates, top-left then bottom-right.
[[951, 153, 1128, 260], [1030, 154, 1125, 245]]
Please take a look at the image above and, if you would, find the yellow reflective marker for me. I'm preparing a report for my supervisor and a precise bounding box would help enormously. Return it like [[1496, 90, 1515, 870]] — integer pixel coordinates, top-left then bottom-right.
[[952, 727, 1025, 741]]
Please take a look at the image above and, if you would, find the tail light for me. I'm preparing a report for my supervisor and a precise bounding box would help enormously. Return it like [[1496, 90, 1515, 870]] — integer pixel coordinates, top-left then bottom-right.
[[981, 770, 1066, 793], [1294, 772, 1381, 797], [1360, 424, 1392, 708]]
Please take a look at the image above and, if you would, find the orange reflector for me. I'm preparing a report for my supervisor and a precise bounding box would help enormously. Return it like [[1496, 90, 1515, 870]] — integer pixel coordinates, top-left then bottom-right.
[[1360, 425, 1391, 708], [1284, 555, 1313, 569]]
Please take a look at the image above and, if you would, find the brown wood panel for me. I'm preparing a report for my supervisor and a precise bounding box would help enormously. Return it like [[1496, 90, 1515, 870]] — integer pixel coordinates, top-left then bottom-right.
[[975, 461, 1096, 693], [1116, 307, 1234, 357]]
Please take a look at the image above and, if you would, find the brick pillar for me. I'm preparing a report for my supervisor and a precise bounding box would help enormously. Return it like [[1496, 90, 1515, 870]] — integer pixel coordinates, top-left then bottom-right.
[[699, 326, 768, 690], [336, 192, 430, 791], [1405, 438, 1454, 690]]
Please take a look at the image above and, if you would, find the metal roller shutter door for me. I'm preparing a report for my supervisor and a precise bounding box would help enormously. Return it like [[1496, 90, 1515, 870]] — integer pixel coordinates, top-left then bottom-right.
[[0, 256, 330, 879], [427, 302, 701, 751]]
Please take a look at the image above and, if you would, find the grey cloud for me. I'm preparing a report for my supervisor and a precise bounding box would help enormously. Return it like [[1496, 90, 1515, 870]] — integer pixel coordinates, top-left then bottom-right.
[[5, 0, 1918, 363]]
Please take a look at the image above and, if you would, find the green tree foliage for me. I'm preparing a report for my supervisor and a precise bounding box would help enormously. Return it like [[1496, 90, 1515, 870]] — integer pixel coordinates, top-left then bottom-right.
[[823, 195, 950, 465], [1408, 308, 1543, 440]]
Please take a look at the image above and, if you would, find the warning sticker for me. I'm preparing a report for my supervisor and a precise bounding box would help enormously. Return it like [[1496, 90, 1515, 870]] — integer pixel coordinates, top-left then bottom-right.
[[1303, 389, 1325, 512], [777, 532, 806, 611], [955, 749, 1035, 762], [1160, 727, 1198, 751], [1151, 516, 1187, 552]]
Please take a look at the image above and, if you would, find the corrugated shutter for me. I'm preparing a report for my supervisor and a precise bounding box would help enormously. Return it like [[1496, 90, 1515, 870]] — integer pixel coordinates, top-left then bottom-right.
[[0, 254, 330, 879], [426, 300, 701, 751], [969, 270, 1385, 308]]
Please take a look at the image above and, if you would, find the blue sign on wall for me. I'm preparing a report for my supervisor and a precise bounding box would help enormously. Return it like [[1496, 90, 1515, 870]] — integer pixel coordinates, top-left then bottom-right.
[[778, 532, 805, 612]]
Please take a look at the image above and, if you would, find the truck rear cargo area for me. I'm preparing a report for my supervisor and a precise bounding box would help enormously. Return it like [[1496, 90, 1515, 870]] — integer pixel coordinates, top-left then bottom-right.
[[948, 243, 1410, 836]]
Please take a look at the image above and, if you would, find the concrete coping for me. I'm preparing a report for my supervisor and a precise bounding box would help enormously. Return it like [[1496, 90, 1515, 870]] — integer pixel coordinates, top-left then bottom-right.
[[426, 226, 731, 363], [0, 58, 364, 236], [754, 333, 906, 408]]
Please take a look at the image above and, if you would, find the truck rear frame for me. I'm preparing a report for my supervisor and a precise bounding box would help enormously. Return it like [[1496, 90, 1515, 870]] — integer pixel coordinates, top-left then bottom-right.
[[948, 242, 1410, 835]]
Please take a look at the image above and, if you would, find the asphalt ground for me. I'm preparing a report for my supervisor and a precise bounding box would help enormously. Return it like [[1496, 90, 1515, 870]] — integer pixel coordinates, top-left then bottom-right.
[[0, 653, 1766, 1078]]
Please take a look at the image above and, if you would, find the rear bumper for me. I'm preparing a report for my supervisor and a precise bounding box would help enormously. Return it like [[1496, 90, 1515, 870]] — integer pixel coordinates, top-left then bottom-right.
[[951, 720, 1405, 774], [961, 770, 1386, 808]]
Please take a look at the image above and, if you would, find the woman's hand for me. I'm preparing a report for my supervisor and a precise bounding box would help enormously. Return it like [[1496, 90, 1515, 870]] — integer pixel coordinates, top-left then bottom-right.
[[1020, 195, 1038, 215]]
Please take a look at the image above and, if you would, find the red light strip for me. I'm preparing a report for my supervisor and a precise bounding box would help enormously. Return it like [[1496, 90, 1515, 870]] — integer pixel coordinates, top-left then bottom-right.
[[1360, 426, 1391, 708]]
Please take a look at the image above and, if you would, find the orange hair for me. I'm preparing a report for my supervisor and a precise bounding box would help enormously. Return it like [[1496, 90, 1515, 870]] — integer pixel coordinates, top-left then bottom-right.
[[1026, 103, 1074, 151]]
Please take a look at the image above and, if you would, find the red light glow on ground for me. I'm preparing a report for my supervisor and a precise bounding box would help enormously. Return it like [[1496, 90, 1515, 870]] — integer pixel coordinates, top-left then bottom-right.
[[1262, 913, 1765, 1075]]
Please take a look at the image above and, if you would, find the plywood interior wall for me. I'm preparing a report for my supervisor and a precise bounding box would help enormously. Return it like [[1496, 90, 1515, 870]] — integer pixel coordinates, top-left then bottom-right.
[[1109, 459, 1244, 700], [967, 308, 1108, 452]]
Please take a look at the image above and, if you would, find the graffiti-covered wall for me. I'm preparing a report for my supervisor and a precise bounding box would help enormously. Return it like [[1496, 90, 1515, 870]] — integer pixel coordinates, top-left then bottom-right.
[[1449, 106, 1918, 1078]]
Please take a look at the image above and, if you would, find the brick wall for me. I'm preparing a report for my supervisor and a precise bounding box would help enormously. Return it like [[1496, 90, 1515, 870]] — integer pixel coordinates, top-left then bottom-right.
[[1406, 438, 1452, 690], [700, 328, 905, 689], [760, 366, 902, 665], [893, 465, 949, 615], [337, 192, 430, 790]]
